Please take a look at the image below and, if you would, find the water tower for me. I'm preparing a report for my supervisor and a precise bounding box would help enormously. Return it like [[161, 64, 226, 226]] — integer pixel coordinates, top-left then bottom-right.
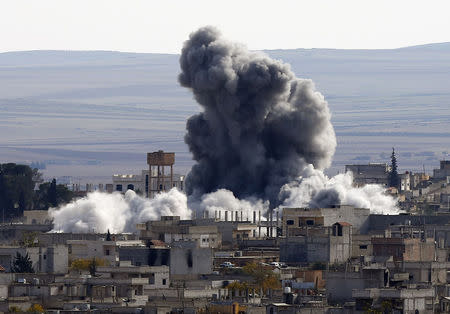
[[147, 150, 175, 198]]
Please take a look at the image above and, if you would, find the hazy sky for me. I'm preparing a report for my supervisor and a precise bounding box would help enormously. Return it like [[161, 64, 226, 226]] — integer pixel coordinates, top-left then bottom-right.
[[1, 0, 450, 53]]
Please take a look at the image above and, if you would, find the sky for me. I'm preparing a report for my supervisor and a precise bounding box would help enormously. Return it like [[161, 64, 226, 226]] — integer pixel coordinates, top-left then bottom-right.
[[1, 0, 450, 53]]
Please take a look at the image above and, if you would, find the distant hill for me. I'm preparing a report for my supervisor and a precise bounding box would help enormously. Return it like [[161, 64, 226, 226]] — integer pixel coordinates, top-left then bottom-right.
[[0, 44, 449, 181]]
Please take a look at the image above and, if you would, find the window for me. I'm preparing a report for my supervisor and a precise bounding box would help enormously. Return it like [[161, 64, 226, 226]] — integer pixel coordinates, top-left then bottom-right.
[[286, 220, 294, 225], [159, 184, 163, 190], [150, 273, 155, 284], [116, 184, 123, 191], [106, 249, 110, 256], [43, 254, 46, 260], [162, 279, 167, 285], [127, 184, 134, 190], [359, 245, 368, 250], [333, 224, 343, 236], [187, 250, 193, 268], [306, 220, 315, 226]]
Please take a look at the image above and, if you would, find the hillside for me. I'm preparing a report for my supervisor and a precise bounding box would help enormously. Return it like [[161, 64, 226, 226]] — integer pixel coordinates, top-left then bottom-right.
[[0, 44, 449, 181]]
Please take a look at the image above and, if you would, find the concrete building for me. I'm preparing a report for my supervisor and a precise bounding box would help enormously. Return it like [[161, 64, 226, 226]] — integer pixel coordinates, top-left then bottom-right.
[[139, 216, 222, 248], [22, 210, 51, 225], [280, 222, 352, 264], [371, 237, 436, 262], [386, 261, 450, 286], [112, 170, 184, 196], [410, 172, 430, 189], [345, 163, 390, 187], [434, 160, 450, 181], [118, 240, 170, 267], [169, 240, 213, 280], [351, 234, 373, 258], [400, 171, 411, 191], [326, 265, 389, 304], [0, 245, 68, 273], [282, 206, 370, 235], [352, 286, 434, 313], [67, 239, 118, 265]]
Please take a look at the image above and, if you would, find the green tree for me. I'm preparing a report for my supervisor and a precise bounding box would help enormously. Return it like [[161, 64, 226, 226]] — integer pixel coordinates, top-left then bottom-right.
[[242, 262, 280, 294], [48, 179, 58, 207], [106, 229, 112, 241], [388, 148, 400, 189], [35, 179, 73, 210], [27, 304, 44, 313], [22, 232, 38, 247], [11, 252, 34, 273], [0, 163, 36, 219], [8, 306, 22, 312]]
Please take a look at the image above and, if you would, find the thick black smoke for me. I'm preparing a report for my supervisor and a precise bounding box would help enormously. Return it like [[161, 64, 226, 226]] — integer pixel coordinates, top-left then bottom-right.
[[179, 27, 336, 206]]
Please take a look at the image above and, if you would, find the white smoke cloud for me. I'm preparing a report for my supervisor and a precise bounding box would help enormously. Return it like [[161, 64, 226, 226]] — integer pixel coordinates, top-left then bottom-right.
[[194, 189, 269, 220], [49, 165, 399, 233], [279, 165, 399, 214], [50, 189, 190, 233]]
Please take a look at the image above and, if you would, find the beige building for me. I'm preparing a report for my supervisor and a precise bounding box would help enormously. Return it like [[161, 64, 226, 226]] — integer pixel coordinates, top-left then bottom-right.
[[345, 163, 390, 187], [23, 210, 51, 225], [112, 170, 184, 196], [282, 205, 370, 235], [67, 239, 118, 265], [139, 216, 222, 248]]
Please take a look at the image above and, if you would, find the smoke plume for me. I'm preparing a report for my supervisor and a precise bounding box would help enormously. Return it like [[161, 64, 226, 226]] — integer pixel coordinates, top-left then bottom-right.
[[49, 26, 399, 233], [196, 189, 269, 220], [279, 165, 399, 214], [179, 26, 336, 206], [50, 188, 269, 233], [50, 189, 190, 233]]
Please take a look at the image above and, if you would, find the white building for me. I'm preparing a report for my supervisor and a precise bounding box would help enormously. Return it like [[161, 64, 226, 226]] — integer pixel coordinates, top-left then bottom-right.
[[112, 169, 184, 197]]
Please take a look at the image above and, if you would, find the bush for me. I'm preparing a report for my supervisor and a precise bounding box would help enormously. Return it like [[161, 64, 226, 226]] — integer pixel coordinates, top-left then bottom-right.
[[27, 304, 44, 313]]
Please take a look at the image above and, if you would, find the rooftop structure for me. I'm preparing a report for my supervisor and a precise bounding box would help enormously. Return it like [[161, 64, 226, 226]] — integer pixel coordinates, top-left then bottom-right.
[[345, 163, 390, 187], [147, 150, 175, 198]]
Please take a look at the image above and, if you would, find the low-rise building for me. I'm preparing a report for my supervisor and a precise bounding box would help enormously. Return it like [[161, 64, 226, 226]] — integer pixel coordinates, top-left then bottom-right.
[[67, 239, 118, 265], [434, 160, 450, 181], [282, 206, 370, 235], [0, 245, 68, 274], [112, 170, 184, 196], [280, 222, 352, 265], [345, 163, 390, 187], [170, 240, 213, 280], [353, 286, 434, 313]]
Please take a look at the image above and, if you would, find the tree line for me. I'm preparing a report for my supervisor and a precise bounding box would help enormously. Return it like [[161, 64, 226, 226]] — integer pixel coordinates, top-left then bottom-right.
[[0, 163, 73, 220]]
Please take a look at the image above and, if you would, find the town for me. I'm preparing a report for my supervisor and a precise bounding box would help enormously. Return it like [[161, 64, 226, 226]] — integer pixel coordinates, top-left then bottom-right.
[[0, 151, 449, 313]]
